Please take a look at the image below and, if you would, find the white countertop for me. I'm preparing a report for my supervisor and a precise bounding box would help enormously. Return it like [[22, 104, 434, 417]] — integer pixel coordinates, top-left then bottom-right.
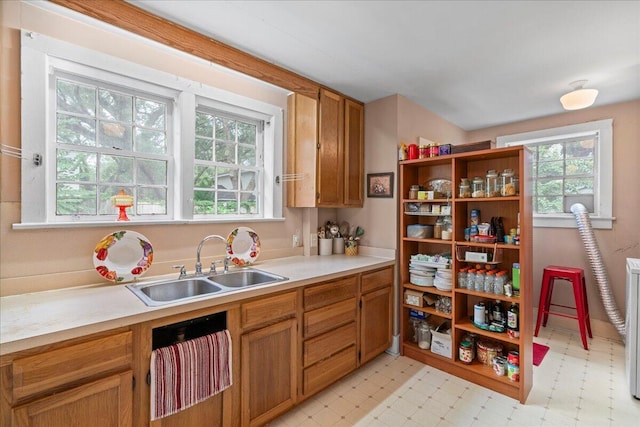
[[0, 254, 395, 356]]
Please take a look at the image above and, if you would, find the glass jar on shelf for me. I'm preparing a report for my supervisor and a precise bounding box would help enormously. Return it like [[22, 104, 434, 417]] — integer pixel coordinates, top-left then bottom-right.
[[434, 217, 443, 239], [418, 322, 432, 349], [459, 178, 471, 198], [500, 169, 519, 196], [459, 340, 474, 364], [409, 185, 420, 199], [486, 169, 500, 197], [471, 176, 485, 198], [408, 317, 422, 343]]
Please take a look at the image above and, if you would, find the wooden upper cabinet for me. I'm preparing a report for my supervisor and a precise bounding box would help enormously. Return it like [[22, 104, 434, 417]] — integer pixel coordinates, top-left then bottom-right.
[[317, 89, 344, 206], [343, 99, 364, 207], [286, 89, 364, 208]]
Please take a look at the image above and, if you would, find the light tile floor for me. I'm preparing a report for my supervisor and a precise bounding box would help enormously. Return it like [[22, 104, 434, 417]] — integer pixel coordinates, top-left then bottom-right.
[[269, 327, 640, 426]]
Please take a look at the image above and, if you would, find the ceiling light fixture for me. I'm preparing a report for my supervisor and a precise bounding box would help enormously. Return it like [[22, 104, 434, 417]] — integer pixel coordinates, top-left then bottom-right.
[[560, 80, 599, 110]]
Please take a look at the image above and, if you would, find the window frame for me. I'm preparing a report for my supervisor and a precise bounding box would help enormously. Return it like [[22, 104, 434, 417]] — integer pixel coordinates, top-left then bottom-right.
[[18, 30, 283, 228], [496, 119, 613, 229]]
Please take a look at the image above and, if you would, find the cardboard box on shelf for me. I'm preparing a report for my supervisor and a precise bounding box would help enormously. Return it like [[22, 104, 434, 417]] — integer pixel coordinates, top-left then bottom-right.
[[430, 329, 452, 358], [404, 289, 425, 307]]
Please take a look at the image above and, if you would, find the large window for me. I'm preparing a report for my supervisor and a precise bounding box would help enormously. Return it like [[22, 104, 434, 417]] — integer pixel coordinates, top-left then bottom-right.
[[19, 31, 283, 227], [497, 119, 613, 228], [55, 74, 171, 218]]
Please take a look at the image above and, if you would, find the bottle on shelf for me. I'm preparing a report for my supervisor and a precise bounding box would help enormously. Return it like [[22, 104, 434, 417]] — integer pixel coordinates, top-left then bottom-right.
[[494, 270, 507, 295], [512, 263, 521, 296], [507, 303, 520, 339], [483, 270, 496, 293], [466, 268, 476, 290], [491, 300, 505, 326], [474, 269, 485, 292]]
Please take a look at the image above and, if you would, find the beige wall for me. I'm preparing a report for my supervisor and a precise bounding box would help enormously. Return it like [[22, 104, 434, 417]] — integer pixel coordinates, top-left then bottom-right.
[[337, 94, 468, 250], [0, 1, 303, 296], [467, 99, 640, 335]]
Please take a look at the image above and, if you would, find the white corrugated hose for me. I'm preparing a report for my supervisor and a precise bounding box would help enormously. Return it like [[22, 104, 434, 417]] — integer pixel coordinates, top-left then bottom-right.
[[571, 203, 626, 342]]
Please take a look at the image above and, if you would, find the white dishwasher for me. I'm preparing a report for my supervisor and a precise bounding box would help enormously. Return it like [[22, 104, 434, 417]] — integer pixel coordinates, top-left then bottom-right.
[[626, 258, 640, 399]]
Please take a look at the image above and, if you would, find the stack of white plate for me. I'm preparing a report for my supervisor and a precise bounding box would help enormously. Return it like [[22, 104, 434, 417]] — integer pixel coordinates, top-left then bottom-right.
[[434, 268, 452, 291], [410, 269, 435, 287]]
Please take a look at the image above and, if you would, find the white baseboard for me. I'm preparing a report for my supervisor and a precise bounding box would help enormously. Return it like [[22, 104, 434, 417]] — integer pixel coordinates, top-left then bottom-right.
[[385, 334, 401, 357]]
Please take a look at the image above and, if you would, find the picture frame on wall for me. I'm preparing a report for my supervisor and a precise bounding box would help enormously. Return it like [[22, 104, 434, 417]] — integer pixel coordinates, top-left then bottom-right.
[[367, 172, 394, 198]]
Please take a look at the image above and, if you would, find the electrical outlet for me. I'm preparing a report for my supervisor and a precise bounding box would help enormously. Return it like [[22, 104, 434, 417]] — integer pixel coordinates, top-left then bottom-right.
[[292, 234, 300, 248], [310, 233, 318, 247]]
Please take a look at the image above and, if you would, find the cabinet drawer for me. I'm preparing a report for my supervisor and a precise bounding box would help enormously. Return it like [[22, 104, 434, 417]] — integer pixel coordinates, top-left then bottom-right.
[[303, 275, 357, 310], [303, 321, 356, 367], [303, 345, 357, 396], [361, 266, 393, 294], [242, 291, 297, 330], [303, 297, 356, 338], [11, 331, 132, 402]]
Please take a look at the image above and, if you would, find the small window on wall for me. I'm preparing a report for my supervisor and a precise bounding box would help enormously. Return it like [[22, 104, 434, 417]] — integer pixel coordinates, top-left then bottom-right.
[[497, 119, 613, 229]]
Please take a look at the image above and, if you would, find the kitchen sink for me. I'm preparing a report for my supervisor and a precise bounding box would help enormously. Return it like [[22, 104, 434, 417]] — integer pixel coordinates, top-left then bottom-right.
[[127, 268, 288, 306], [127, 278, 223, 307], [207, 268, 288, 288]]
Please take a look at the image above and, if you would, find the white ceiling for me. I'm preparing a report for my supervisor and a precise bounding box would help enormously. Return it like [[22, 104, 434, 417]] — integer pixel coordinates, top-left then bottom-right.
[[129, 0, 639, 130]]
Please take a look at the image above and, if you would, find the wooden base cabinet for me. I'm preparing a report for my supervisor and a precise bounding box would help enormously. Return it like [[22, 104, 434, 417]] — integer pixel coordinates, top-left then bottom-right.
[[1, 330, 133, 427], [301, 275, 358, 398], [399, 146, 532, 403], [241, 292, 298, 427], [12, 371, 132, 427], [360, 267, 394, 365]]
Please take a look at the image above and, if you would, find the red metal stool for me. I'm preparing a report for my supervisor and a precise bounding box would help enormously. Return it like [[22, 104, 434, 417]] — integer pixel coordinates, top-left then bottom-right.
[[534, 265, 593, 350]]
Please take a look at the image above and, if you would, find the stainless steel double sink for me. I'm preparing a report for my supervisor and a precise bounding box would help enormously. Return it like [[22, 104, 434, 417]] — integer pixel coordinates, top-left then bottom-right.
[[126, 268, 288, 307]]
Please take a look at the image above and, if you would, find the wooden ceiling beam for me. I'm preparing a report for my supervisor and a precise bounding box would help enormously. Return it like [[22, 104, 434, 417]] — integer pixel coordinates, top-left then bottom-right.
[[48, 0, 320, 99]]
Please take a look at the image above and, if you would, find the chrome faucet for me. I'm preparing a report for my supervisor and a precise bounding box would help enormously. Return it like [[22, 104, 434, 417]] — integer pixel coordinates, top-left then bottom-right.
[[195, 235, 230, 275]]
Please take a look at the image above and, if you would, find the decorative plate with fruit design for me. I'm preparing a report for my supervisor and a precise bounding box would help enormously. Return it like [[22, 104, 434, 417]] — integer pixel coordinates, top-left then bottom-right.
[[93, 230, 153, 282], [226, 227, 261, 266]]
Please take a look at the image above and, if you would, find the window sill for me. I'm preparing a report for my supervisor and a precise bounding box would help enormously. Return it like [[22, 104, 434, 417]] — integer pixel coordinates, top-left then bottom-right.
[[12, 217, 285, 230], [534, 215, 614, 229]]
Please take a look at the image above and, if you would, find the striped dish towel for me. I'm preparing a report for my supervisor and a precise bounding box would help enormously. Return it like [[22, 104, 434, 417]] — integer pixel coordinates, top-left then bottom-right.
[[150, 329, 232, 420]]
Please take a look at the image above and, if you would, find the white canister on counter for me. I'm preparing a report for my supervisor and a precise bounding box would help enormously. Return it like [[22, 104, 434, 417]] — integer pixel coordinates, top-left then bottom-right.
[[318, 238, 332, 256], [332, 237, 345, 254]]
